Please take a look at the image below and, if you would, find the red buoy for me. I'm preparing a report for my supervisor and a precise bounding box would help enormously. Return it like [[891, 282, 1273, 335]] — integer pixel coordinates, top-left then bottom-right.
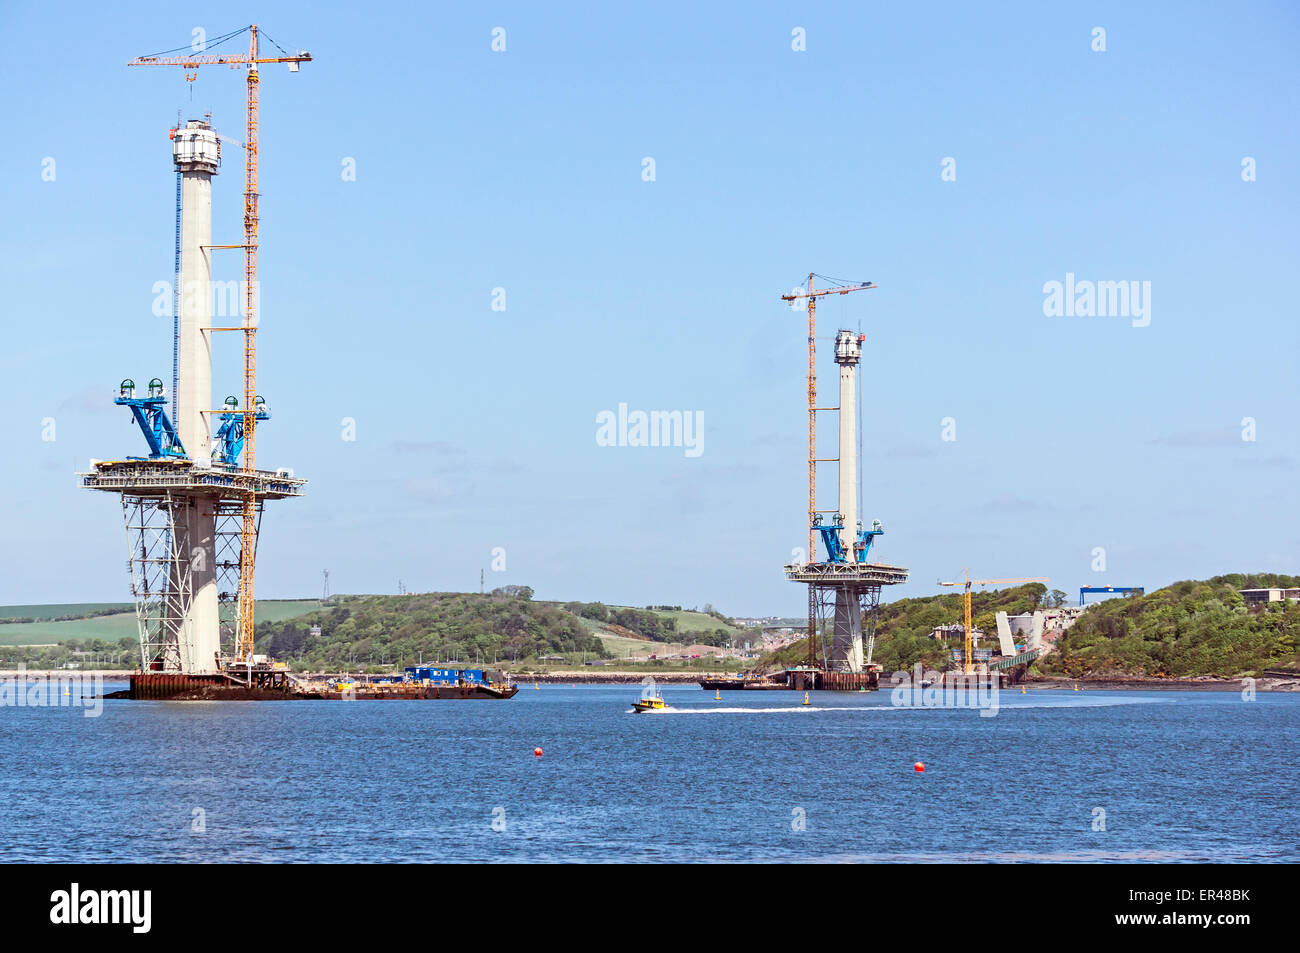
[[533, 747, 543, 758], [914, 761, 925, 773]]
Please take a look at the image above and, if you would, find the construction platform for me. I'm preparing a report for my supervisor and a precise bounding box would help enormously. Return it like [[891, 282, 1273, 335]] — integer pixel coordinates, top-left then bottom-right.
[[783, 561, 910, 586], [117, 671, 295, 700], [79, 458, 305, 498]]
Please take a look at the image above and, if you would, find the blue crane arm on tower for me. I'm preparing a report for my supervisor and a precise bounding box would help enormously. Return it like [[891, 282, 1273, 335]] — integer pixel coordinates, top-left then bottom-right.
[[814, 516, 885, 565], [116, 379, 272, 466], [115, 379, 186, 459], [212, 395, 270, 466]]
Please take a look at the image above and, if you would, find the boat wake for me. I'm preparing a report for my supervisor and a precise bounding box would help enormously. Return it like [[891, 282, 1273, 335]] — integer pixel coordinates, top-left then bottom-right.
[[642, 697, 1165, 715], [653, 705, 880, 714]]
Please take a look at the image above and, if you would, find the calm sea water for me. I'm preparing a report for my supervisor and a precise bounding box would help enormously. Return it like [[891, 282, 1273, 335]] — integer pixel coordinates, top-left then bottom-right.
[[2, 684, 1295, 862]]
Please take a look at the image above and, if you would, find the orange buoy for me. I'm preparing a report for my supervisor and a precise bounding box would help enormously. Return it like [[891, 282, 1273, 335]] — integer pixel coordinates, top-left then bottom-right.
[[533, 747, 543, 758], [914, 761, 925, 773]]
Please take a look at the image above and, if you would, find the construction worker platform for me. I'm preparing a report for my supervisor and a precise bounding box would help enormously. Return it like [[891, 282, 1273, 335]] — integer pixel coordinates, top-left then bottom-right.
[[783, 561, 910, 586], [80, 459, 305, 499]]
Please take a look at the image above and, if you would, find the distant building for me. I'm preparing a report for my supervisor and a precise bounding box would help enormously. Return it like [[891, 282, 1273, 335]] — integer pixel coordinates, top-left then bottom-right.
[[1042, 606, 1085, 632], [1240, 588, 1300, 606], [929, 623, 985, 644]]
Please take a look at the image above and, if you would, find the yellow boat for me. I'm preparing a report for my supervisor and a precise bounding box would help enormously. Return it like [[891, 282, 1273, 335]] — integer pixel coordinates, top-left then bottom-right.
[[632, 692, 666, 713]]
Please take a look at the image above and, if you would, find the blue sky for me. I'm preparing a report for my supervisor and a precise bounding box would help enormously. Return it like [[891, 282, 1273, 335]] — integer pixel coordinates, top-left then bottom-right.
[[1, 1, 1296, 613]]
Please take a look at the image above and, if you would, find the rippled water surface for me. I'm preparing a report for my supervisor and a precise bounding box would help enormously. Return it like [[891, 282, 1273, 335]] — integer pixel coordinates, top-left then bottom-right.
[[2, 684, 1295, 862]]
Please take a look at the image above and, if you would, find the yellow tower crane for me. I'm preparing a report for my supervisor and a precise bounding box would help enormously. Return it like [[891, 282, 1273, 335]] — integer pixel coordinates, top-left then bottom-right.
[[938, 571, 1049, 674], [129, 25, 311, 661], [779, 275, 876, 562]]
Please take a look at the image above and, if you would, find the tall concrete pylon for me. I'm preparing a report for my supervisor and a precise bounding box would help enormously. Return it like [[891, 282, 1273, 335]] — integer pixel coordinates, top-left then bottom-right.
[[831, 329, 864, 671], [835, 330, 861, 563], [173, 119, 218, 462], [170, 119, 221, 673]]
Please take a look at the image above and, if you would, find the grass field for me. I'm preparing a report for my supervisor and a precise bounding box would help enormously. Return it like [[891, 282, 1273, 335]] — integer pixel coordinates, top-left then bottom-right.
[[566, 605, 745, 657], [614, 606, 746, 639], [0, 599, 323, 646], [0, 602, 130, 621], [569, 616, 661, 658], [597, 633, 689, 658]]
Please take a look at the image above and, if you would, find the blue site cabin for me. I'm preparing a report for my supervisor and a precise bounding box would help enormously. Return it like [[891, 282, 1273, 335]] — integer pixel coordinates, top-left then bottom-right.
[[404, 667, 489, 685]]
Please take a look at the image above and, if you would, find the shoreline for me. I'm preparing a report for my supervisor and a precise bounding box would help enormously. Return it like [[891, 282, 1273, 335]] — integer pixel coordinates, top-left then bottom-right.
[[1025, 675, 1299, 692], [3, 669, 1296, 692]]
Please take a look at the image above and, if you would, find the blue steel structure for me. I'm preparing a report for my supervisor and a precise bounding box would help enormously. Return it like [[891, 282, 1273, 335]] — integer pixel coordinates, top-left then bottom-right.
[[1079, 586, 1144, 606], [813, 515, 884, 565], [115, 379, 186, 459], [212, 396, 270, 467], [117, 377, 271, 467]]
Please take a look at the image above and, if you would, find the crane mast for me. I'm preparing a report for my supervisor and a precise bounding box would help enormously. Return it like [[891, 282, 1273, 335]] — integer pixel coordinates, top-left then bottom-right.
[[238, 27, 261, 661]]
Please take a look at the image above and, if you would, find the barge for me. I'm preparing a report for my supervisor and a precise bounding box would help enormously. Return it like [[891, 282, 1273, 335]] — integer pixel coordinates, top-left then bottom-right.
[[116, 665, 518, 701], [307, 667, 519, 700]]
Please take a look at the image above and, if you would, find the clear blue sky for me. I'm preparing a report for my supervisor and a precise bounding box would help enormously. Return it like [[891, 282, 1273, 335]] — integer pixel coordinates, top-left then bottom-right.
[[1, 1, 1296, 613]]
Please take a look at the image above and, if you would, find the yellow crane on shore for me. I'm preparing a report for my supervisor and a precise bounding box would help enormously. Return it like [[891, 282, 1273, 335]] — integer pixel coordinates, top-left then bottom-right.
[[938, 571, 1049, 674]]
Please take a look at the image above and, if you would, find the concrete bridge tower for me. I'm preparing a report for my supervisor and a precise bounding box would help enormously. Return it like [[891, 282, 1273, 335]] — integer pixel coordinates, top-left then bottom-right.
[[81, 119, 305, 679], [831, 330, 864, 670], [170, 119, 221, 673]]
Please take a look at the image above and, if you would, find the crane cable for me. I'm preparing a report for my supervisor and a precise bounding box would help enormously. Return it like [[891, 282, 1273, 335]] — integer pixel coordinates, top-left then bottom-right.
[[137, 26, 250, 59]]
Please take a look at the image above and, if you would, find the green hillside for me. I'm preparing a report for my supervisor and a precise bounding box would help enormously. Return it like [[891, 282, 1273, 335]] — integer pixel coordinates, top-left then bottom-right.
[[762, 575, 1300, 678], [1040, 573, 1299, 677], [0, 590, 747, 671], [569, 616, 675, 658], [552, 601, 743, 647], [253, 589, 606, 670]]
